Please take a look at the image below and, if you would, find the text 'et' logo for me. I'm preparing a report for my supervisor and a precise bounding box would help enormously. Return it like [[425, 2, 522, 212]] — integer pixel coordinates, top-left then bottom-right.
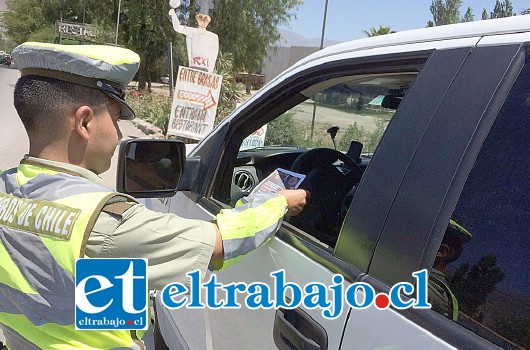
[[75, 258, 148, 330]]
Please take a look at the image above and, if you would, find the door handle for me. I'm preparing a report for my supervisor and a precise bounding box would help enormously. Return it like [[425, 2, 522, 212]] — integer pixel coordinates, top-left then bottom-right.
[[273, 307, 328, 350]]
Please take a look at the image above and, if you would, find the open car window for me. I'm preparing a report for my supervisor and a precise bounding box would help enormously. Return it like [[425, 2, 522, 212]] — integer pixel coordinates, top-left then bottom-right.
[[214, 70, 421, 248]]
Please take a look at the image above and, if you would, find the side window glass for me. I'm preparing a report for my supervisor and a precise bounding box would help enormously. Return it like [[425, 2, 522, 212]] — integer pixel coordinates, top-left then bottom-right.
[[231, 73, 419, 247], [430, 60, 530, 349]]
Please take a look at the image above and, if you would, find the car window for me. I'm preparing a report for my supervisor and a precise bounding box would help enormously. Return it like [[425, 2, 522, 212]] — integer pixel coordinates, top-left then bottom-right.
[[228, 72, 418, 248], [429, 59, 530, 349]]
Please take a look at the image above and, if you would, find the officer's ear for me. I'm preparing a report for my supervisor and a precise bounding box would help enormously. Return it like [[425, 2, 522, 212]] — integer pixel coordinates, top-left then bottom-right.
[[73, 105, 94, 141], [437, 243, 451, 259]]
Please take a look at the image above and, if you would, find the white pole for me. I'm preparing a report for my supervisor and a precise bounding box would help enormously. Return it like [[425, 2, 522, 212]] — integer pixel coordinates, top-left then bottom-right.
[[115, 0, 121, 45]]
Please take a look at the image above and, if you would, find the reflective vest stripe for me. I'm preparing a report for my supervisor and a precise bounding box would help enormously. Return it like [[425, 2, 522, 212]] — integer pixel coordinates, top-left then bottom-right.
[[0, 227, 74, 326], [0, 281, 72, 326], [0, 164, 141, 349], [220, 194, 287, 239], [447, 284, 459, 321], [1, 324, 41, 350], [6, 171, 115, 200], [2, 224, 74, 292], [2, 322, 144, 350], [44, 192, 118, 273], [217, 193, 287, 266]]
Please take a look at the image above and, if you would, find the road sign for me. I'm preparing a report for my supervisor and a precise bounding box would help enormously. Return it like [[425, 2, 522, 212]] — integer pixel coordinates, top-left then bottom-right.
[[167, 66, 223, 140]]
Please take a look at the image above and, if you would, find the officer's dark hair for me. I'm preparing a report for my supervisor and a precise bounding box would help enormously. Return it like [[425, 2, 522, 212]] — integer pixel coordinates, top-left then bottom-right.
[[14, 75, 110, 136], [441, 233, 463, 264]]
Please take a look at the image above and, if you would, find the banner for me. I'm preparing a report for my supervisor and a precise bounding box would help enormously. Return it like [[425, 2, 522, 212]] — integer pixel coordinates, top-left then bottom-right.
[[240, 125, 267, 150], [55, 21, 100, 40], [167, 66, 222, 140]]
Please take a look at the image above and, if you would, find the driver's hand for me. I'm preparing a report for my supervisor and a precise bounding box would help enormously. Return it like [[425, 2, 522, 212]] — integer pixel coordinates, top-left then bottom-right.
[[280, 189, 309, 216]]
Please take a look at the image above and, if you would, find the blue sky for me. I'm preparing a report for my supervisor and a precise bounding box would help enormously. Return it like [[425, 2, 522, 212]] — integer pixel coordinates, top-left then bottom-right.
[[282, 0, 529, 42]]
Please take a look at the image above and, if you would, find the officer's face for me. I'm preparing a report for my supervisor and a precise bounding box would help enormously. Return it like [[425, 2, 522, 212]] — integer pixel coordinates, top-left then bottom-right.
[[87, 100, 122, 174]]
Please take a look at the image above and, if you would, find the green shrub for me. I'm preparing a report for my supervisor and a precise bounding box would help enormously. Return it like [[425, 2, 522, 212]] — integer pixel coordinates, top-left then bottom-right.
[[264, 112, 302, 146], [336, 117, 390, 154], [215, 52, 246, 124], [337, 123, 367, 152], [126, 51, 245, 135], [125, 91, 172, 134]]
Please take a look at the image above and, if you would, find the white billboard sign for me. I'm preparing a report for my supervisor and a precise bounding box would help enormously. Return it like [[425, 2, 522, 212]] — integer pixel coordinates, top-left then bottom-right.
[[240, 125, 268, 150], [167, 66, 222, 140], [55, 21, 99, 39]]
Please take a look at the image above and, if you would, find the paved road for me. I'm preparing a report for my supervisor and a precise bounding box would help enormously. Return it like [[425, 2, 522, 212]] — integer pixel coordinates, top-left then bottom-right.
[[0, 65, 149, 188], [0, 67, 28, 170], [292, 100, 381, 133]]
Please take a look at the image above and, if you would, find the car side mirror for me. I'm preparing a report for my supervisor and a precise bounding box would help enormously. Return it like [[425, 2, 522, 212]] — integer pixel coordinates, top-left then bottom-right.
[[117, 139, 186, 198]]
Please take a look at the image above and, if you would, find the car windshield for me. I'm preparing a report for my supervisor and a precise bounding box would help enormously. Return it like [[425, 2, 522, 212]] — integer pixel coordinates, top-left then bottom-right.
[[240, 73, 416, 157]]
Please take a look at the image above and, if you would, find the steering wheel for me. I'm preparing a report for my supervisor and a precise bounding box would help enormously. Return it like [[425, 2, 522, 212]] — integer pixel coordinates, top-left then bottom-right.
[[289, 148, 362, 246]]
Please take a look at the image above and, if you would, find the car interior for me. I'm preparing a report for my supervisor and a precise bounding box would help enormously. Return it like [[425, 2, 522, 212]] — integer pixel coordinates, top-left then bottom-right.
[[223, 72, 418, 247]]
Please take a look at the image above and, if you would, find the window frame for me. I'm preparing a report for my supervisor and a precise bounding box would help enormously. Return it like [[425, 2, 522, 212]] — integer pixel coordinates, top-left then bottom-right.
[[366, 43, 528, 349], [193, 51, 433, 274]]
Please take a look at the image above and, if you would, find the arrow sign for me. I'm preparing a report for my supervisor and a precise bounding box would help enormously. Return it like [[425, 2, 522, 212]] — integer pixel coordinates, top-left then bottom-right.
[[177, 89, 217, 110]]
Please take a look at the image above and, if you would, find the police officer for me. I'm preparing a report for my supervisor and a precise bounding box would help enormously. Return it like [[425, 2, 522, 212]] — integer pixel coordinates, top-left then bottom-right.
[[0, 42, 308, 349], [429, 218, 473, 321]]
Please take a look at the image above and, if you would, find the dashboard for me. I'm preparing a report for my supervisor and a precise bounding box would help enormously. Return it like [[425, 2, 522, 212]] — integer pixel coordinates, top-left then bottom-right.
[[230, 146, 371, 205], [230, 146, 309, 203]]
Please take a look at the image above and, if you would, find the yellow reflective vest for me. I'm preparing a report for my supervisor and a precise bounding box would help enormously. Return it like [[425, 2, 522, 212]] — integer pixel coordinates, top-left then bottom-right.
[[0, 162, 144, 349]]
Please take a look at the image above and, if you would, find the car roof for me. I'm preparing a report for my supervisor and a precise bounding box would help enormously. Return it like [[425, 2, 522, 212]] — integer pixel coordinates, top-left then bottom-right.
[[298, 16, 530, 67], [207, 15, 530, 144], [259, 16, 530, 98]]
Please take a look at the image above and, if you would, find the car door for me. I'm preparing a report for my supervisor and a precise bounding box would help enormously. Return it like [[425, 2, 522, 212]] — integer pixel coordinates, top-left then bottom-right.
[[154, 42, 486, 349], [341, 40, 530, 349]]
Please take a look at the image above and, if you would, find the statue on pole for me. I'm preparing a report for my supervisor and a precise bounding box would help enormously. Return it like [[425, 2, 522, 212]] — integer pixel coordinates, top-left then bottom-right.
[[169, 0, 219, 73], [166, 0, 223, 141]]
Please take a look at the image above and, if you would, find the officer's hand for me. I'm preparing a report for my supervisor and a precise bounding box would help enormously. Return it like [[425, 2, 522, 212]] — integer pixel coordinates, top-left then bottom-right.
[[280, 189, 309, 216]]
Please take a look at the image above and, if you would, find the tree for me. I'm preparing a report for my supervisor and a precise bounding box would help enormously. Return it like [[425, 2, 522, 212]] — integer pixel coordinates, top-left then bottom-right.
[[522, 8, 530, 15], [264, 111, 302, 146], [461, 7, 474, 22], [493, 315, 530, 348], [481, 8, 489, 20], [167, 0, 301, 93], [4, 0, 112, 44], [337, 123, 366, 151], [428, 0, 463, 26], [214, 51, 245, 124], [450, 254, 505, 317], [122, 1, 177, 90], [83, 0, 179, 91], [208, 0, 302, 82], [490, 0, 514, 18], [4, 0, 48, 44], [4, 0, 99, 44], [4, 0, 301, 92], [362, 25, 395, 37]]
